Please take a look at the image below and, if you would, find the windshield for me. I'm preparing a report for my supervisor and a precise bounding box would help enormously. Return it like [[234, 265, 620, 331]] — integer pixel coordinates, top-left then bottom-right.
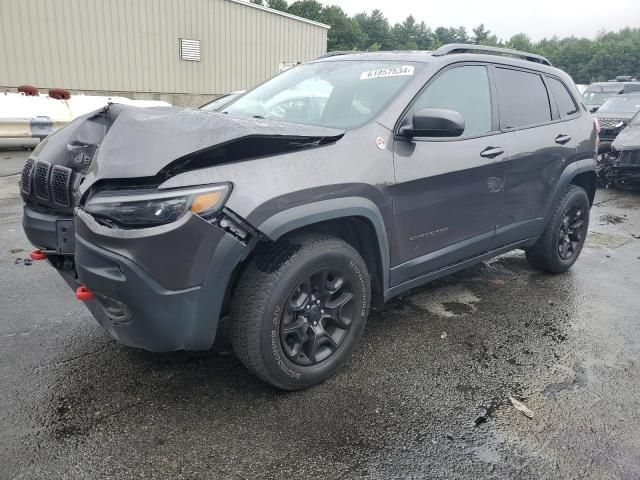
[[582, 90, 619, 105], [598, 96, 640, 113], [223, 61, 423, 129], [631, 112, 640, 125]]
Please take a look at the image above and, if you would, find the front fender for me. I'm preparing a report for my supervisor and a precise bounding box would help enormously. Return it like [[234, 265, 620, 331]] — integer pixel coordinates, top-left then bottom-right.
[[257, 196, 391, 292]]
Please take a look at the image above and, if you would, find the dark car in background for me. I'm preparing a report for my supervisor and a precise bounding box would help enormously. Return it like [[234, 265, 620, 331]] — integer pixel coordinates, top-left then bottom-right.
[[593, 93, 640, 142], [583, 80, 640, 112], [599, 111, 640, 187], [21, 44, 597, 390]]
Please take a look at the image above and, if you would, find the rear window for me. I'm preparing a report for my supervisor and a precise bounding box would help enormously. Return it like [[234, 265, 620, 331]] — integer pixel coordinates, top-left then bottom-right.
[[494, 68, 552, 129], [548, 77, 578, 117]]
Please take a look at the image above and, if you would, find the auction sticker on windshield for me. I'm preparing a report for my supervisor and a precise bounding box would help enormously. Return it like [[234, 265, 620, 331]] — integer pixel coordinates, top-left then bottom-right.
[[360, 65, 415, 80]]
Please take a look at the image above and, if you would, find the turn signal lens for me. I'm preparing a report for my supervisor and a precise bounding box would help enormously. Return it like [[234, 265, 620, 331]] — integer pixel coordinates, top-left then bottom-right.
[[191, 191, 224, 214]]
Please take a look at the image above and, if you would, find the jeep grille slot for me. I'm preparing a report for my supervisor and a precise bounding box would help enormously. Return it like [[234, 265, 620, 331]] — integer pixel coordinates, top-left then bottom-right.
[[21, 158, 35, 195], [34, 161, 51, 201], [51, 165, 72, 207]]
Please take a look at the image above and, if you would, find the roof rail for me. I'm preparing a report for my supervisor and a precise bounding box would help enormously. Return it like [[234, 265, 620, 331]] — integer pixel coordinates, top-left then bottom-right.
[[315, 51, 363, 59], [432, 43, 552, 67]]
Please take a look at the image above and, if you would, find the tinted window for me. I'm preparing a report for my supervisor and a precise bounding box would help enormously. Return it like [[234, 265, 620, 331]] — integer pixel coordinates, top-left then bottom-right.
[[413, 65, 492, 137], [548, 77, 578, 117], [494, 68, 551, 129]]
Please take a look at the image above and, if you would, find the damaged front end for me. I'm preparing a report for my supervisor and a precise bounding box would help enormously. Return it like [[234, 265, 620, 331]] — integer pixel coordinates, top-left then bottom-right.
[[598, 125, 640, 189], [20, 103, 344, 351]]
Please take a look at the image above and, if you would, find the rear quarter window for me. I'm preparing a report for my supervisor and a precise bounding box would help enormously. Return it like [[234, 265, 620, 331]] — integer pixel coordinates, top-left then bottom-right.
[[494, 67, 552, 129], [548, 77, 578, 117]]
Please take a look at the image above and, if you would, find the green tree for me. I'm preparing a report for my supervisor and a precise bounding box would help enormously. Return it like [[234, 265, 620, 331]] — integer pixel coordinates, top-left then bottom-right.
[[266, 0, 288, 12], [320, 5, 367, 51], [507, 33, 533, 51], [354, 10, 392, 50], [287, 0, 323, 21]]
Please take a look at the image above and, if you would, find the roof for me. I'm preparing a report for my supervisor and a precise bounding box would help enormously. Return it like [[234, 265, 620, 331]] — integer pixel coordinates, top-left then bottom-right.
[[312, 49, 562, 75], [226, 0, 330, 29]]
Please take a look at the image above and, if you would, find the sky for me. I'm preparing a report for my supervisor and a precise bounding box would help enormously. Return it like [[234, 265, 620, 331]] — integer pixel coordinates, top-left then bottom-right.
[[332, 0, 640, 41]]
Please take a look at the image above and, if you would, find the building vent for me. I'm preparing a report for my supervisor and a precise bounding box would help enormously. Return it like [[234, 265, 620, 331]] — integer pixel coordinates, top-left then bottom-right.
[[180, 38, 201, 62]]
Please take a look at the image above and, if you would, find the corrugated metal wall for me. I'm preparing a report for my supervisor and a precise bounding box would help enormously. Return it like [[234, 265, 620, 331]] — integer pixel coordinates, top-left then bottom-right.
[[0, 0, 328, 95]]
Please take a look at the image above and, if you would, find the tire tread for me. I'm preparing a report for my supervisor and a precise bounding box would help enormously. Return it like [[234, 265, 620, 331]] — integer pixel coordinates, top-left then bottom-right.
[[231, 233, 366, 389]]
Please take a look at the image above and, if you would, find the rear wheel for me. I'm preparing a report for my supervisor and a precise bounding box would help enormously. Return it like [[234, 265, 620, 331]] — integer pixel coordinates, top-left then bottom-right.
[[526, 185, 590, 274], [231, 233, 371, 390]]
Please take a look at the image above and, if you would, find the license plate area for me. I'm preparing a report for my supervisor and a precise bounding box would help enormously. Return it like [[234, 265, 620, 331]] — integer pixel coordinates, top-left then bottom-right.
[[56, 219, 75, 254]]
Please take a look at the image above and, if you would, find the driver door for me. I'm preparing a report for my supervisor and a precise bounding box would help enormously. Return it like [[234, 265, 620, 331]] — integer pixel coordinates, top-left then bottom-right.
[[390, 64, 508, 286]]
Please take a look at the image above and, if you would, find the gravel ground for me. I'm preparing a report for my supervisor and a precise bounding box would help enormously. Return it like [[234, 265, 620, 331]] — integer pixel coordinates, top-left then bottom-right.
[[1, 149, 639, 479]]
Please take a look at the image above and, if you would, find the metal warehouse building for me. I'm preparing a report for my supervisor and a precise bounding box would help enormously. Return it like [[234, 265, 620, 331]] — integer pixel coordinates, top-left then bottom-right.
[[0, 0, 329, 106]]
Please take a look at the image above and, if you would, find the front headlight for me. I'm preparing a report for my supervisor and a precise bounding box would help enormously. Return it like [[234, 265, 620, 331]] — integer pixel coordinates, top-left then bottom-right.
[[84, 184, 230, 228]]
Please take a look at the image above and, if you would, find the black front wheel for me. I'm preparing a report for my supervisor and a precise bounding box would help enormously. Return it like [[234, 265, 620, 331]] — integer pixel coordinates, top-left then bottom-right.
[[526, 185, 590, 274], [231, 233, 371, 390]]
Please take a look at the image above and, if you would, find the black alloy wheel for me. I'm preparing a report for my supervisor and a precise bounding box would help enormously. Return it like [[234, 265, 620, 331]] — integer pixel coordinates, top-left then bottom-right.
[[525, 184, 591, 274], [557, 203, 587, 260], [280, 267, 355, 366]]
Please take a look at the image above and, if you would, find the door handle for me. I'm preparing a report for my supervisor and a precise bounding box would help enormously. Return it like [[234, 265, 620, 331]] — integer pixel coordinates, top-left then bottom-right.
[[555, 134, 572, 145], [480, 147, 504, 159]]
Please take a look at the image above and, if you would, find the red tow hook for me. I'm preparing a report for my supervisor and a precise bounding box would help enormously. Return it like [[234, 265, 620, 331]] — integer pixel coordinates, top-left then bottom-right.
[[75, 286, 94, 301], [30, 249, 47, 260]]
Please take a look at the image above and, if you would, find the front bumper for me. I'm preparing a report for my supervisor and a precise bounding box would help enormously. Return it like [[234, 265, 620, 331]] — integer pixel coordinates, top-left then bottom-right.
[[23, 205, 250, 351], [597, 152, 640, 188]]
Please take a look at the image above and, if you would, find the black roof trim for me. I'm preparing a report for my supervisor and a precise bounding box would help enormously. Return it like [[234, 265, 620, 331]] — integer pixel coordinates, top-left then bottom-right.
[[315, 51, 363, 59], [432, 43, 552, 67]]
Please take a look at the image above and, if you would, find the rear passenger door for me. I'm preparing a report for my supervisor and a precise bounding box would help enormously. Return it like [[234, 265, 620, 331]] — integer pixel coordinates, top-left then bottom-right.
[[492, 67, 580, 247]]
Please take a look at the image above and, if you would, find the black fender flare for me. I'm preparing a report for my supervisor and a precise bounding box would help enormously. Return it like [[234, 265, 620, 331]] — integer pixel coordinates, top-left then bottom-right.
[[542, 158, 597, 227], [257, 197, 391, 292]]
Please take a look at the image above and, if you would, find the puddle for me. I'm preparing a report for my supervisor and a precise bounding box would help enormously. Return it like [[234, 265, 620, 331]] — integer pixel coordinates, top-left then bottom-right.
[[409, 285, 480, 318], [598, 214, 627, 225], [585, 232, 632, 249], [544, 362, 588, 398]]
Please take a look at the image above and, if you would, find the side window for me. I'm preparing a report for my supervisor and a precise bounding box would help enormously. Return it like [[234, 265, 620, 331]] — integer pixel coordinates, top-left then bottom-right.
[[548, 77, 578, 117], [412, 65, 492, 137], [493, 68, 552, 129]]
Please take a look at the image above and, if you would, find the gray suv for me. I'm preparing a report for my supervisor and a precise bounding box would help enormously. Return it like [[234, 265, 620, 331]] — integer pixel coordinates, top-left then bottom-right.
[[21, 44, 597, 389]]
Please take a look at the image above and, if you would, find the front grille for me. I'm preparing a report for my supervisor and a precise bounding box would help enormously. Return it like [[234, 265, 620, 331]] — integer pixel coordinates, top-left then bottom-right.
[[618, 150, 640, 166], [598, 118, 625, 129], [21, 158, 35, 195], [23, 159, 74, 208], [51, 165, 72, 207], [34, 161, 51, 200]]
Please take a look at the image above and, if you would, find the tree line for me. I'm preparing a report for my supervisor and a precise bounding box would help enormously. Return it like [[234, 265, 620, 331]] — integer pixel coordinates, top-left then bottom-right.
[[251, 0, 640, 84]]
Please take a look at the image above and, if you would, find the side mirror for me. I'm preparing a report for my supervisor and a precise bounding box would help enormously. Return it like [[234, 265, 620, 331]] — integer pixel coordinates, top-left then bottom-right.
[[399, 108, 465, 138]]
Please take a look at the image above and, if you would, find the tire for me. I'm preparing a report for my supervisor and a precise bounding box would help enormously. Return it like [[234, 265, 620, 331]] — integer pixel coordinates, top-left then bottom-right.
[[231, 233, 371, 390], [526, 185, 590, 274]]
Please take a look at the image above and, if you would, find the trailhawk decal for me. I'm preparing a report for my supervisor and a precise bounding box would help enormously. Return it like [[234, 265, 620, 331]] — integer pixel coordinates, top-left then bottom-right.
[[360, 65, 415, 80]]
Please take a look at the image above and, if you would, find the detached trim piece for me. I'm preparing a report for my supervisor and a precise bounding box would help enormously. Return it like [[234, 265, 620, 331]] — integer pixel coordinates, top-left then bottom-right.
[[225, 0, 331, 29]]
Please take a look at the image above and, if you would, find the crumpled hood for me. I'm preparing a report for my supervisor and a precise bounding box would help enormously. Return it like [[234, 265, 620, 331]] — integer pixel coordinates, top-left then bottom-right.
[[613, 125, 640, 151], [35, 103, 344, 196]]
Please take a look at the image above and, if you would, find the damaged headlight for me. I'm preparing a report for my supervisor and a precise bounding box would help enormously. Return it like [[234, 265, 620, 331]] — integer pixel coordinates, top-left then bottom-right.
[[84, 184, 230, 228]]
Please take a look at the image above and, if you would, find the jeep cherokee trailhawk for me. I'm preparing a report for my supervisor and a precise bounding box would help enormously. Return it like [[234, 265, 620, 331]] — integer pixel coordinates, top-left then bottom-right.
[[21, 44, 597, 389]]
